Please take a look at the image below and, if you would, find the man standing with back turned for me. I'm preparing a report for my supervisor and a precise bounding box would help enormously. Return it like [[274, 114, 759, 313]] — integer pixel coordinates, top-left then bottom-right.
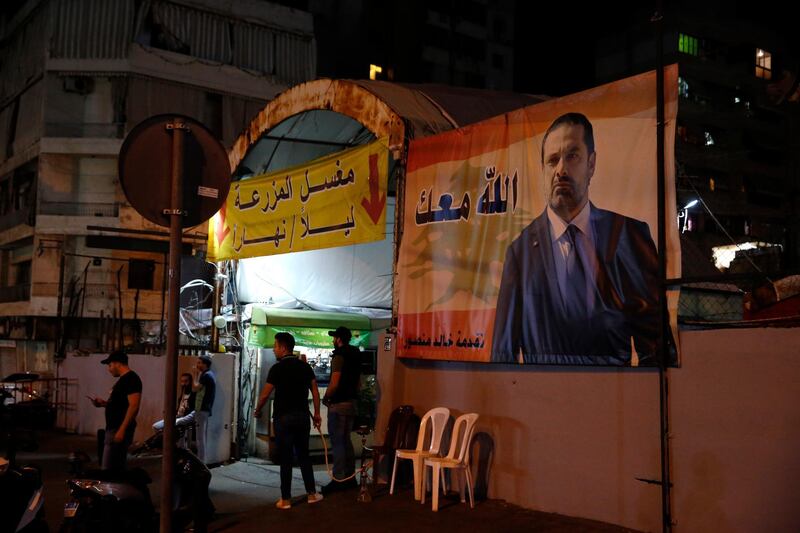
[[321, 326, 361, 494], [254, 332, 323, 509]]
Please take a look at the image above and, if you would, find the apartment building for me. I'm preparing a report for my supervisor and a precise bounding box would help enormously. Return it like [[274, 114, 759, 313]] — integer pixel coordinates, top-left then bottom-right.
[[0, 0, 316, 375]]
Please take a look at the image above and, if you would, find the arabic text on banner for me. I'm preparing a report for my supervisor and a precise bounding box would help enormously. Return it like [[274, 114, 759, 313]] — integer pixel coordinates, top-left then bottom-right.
[[208, 137, 389, 261]]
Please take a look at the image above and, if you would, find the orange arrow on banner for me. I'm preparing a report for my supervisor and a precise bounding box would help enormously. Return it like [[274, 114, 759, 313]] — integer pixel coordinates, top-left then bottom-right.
[[214, 203, 231, 247], [361, 153, 385, 224]]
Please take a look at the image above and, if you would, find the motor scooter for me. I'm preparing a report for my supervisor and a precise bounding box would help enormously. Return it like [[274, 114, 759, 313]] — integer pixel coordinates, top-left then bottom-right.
[[0, 389, 49, 533], [0, 454, 48, 533], [59, 425, 213, 533]]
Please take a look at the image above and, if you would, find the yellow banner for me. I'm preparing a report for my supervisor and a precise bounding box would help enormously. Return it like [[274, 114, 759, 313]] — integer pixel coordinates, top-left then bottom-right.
[[208, 137, 388, 261]]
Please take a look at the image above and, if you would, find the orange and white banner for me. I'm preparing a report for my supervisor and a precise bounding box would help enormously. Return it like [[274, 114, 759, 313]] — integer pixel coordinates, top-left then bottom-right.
[[208, 137, 388, 261], [397, 67, 680, 365]]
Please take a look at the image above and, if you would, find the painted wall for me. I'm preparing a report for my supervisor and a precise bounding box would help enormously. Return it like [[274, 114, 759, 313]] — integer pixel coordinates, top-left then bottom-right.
[[386, 327, 800, 532], [59, 352, 235, 464]]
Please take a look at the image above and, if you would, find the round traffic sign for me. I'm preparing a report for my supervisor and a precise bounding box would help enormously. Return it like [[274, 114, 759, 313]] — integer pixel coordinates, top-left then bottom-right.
[[119, 114, 231, 228]]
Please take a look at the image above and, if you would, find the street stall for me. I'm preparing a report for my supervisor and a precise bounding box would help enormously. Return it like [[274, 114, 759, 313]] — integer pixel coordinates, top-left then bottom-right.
[[243, 306, 387, 459], [209, 79, 544, 459]]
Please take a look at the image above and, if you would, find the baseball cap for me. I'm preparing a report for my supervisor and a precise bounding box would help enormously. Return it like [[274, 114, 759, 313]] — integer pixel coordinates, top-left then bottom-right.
[[100, 350, 128, 365], [328, 326, 352, 342]]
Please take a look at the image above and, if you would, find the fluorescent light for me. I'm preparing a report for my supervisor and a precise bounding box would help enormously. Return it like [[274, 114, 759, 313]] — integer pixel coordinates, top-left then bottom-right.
[[683, 200, 699, 209]]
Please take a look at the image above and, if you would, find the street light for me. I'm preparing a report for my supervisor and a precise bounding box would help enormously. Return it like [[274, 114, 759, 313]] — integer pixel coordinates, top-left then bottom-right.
[[678, 199, 699, 233]]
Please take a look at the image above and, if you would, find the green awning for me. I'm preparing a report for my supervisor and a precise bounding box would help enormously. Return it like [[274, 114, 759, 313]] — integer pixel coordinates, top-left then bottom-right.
[[247, 307, 373, 349]]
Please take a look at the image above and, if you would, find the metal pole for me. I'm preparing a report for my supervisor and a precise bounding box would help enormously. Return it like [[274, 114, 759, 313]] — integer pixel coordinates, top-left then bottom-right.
[[160, 118, 186, 533], [56, 246, 65, 358], [209, 262, 223, 353], [653, 2, 672, 532]]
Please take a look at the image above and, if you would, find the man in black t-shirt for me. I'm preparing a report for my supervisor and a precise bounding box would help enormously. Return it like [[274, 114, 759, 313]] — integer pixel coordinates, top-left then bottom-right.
[[255, 332, 323, 509], [321, 326, 361, 494], [89, 350, 142, 471]]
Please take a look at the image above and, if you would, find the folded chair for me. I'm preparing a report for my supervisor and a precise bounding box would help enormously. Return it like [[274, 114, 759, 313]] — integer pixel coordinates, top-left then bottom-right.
[[422, 413, 479, 511], [390, 407, 450, 501], [371, 405, 419, 484]]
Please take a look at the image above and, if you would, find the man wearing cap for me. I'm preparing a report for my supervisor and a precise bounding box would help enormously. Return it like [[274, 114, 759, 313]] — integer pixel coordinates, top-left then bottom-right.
[[89, 350, 142, 471], [193, 355, 216, 464], [321, 326, 361, 494]]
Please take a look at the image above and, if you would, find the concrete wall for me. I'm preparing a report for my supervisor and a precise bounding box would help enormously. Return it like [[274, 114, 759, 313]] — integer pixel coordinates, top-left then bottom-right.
[[59, 352, 235, 464], [385, 328, 800, 532]]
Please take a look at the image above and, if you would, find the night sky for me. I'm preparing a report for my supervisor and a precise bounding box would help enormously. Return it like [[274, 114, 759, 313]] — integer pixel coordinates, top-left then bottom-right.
[[513, 0, 798, 96]]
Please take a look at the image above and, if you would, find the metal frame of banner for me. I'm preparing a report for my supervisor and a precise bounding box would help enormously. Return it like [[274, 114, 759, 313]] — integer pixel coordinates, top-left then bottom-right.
[[653, 2, 673, 532]]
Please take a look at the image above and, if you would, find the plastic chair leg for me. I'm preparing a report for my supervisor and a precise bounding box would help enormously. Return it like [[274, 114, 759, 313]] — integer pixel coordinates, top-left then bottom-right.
[[440, 466, 447, 495], [421, 463, 428, 504], [412, 456, 422, 501], [466, 467, 474, 509], [458, 468, 466, 503], [390, 455, 399, 495], [431, 463, 441, 512]]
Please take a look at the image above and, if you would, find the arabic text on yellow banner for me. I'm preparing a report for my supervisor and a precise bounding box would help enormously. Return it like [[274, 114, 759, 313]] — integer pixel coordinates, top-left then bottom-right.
[[208, 137, 388, 261]]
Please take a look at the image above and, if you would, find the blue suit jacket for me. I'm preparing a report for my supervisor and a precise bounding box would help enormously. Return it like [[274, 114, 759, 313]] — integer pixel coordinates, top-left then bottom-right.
[[491, 204, 660, 365]]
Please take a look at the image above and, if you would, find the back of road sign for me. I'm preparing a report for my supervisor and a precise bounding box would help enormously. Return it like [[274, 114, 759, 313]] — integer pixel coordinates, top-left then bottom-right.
[[119, 114, 231, 228]]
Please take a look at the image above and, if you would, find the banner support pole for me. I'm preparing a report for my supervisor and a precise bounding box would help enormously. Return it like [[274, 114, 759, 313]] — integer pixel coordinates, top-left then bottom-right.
[[653, 2, 673, 532]]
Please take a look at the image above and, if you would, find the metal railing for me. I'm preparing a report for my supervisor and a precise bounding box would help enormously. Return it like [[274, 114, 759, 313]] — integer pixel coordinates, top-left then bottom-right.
[[675, 272, 800, 327], [0, 284, 30, 303], [44, 122, 124, 139], [39, 201, 119, 217]]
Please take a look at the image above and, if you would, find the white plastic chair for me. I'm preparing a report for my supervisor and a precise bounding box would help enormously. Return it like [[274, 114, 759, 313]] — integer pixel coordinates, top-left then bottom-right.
[[421, 413, 479, 511], [390, 407, 450, 501]]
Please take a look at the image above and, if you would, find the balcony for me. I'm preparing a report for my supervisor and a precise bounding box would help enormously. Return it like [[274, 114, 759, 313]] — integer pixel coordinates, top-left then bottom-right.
[[39, 201, 119, 218], [44, 123, 124, 139], [0, 206, 33, 232], [0, 284, 30, 303]]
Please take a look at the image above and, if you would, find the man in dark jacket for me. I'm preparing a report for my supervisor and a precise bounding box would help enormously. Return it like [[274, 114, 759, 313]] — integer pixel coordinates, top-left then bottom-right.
[[492, 112, 660, 365], [321, 326, 361, 494]]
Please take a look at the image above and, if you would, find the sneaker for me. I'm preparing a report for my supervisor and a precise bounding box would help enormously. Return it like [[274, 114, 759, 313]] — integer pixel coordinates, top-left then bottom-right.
[[276, 499, 291, 510], [307, 492, 324, 504]]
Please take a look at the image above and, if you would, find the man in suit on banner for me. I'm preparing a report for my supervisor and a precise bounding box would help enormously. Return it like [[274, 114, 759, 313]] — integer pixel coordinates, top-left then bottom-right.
[[492, 112, 660, 365]]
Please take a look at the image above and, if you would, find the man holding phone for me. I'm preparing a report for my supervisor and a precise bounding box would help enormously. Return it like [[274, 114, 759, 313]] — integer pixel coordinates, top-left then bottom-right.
[[88, 350, 142, 471]]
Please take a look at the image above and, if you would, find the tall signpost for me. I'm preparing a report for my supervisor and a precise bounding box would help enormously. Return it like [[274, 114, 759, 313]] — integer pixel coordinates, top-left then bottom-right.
[[119, 115, 230, 533]]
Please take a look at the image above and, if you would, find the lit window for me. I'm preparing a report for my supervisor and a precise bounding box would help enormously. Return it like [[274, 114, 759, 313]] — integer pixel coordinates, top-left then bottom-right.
[[709, 177, 715, 191], [704, 132, 715, 146], [369, 64, 383, 80], [734, 96, 740, 103], [679, 33, 698, 56], [678, 77, 689, 98], [755, 48, 772, 80]]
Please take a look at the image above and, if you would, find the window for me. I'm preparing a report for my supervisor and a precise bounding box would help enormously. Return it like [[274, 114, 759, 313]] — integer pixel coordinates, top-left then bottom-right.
[[14, 260, 30, 286], [755, 48, 772, 80], [678, 33, 698, 56]]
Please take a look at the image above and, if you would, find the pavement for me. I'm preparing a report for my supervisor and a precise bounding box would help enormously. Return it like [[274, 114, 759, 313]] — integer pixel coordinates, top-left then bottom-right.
[[9, 430, 639, 532]]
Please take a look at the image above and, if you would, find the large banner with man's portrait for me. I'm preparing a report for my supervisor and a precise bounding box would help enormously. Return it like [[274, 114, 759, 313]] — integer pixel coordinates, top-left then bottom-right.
[[396, 66, 680, 366]]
